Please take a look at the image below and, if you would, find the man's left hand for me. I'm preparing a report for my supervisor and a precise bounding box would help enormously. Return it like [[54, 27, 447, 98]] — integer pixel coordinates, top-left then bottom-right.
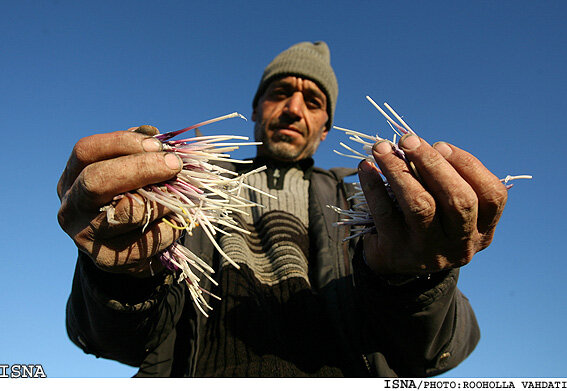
[[358, 134, 508, 276]]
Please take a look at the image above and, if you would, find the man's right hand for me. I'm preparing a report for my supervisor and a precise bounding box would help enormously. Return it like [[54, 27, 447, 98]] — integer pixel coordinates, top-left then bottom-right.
[[57, 126, 183, 277]]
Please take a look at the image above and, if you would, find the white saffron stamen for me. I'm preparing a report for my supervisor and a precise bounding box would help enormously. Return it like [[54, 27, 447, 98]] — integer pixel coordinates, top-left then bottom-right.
[[100, 112, 272, 316]]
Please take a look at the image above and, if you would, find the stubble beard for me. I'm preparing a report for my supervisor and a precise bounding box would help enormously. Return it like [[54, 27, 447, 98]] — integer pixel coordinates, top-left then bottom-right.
[[255, 122, 317, 162]]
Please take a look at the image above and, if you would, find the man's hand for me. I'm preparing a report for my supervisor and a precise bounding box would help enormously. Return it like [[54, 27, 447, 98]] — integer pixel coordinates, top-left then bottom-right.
[[57, 126, 183, 277], [358, 134, 508, 275]]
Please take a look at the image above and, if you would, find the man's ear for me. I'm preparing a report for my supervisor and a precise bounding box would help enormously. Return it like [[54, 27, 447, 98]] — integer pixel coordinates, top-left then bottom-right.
[[251, 107, 257, 122], [320, 128, 329, 142]]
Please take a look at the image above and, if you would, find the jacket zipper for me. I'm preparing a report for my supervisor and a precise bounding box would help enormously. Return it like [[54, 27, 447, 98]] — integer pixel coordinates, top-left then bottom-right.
[[339, 180, 351, 276]]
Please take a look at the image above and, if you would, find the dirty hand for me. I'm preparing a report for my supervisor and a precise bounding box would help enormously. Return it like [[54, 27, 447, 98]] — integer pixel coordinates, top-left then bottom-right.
[[358, 134, 508, 276], [57, 126, 183, 277]]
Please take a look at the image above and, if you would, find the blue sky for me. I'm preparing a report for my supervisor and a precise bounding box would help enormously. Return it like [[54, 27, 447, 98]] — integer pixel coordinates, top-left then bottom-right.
[[1, 0, 565, 378]]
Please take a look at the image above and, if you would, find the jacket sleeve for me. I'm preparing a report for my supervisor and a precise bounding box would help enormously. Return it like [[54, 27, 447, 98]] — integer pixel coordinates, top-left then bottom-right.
[[66, 251, 186, 367], [352, 250, 480, 377]]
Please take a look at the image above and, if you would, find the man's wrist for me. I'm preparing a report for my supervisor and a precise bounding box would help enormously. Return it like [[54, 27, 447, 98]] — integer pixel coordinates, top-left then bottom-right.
[[376, 273, 432, 287], [362, 248, 431, 286]]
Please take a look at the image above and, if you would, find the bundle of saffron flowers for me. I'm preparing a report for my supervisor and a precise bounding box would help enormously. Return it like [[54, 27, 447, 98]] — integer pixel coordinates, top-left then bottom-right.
[[103, 113, 274, 315], [329, 96, 532, 241]]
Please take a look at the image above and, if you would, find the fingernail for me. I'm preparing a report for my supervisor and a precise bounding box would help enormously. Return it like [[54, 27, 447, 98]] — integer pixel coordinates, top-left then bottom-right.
[[373, 140, 392, 155], [164, 153, 182, 170], [142, 137, 163, 152], [400, 134, 421, 150], [137, 125, 159, 136], [358, 159, 375, 173], [433, 142, 453, 158]]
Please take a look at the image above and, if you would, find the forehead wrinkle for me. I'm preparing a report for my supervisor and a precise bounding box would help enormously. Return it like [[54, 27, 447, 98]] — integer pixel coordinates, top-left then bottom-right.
[[270, 77, 327, 103]]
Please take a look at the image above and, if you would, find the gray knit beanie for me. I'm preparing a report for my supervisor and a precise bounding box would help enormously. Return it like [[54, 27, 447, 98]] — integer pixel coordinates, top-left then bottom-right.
[[252, 41, 338, 129]]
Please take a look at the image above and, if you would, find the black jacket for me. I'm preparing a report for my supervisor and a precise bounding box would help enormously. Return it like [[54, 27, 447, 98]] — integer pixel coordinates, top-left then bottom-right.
[[66, 165, 480, 377]]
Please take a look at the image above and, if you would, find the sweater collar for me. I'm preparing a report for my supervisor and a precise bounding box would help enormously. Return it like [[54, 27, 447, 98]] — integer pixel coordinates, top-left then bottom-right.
[[252, 156, 314, 172], [252, 156, 314, 190]]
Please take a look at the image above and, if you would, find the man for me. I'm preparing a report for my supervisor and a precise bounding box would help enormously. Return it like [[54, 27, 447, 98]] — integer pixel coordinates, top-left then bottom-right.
[[58, 41, 507, 377]]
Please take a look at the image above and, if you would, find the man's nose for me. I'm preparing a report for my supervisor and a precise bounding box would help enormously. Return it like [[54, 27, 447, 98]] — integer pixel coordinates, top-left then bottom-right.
[[283, 92, 304, 119]]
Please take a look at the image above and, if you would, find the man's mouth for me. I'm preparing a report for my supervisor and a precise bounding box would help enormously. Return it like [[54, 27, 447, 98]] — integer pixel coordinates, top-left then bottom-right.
[[273, 125, 304, 137]]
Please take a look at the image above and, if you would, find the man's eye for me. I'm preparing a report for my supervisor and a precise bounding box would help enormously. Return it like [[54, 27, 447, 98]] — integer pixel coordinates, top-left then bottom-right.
[[308, 98, 323, 109], [271, 89, 289, 97]]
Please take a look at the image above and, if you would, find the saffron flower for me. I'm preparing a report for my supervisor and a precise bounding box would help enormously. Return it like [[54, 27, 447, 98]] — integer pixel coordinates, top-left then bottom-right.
[[103, 113, 273, 315], [330, 97, 532, 241]]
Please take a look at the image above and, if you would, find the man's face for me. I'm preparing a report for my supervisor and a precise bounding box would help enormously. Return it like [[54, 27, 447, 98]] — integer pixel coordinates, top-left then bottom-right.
[[252, 76, 329, 162]]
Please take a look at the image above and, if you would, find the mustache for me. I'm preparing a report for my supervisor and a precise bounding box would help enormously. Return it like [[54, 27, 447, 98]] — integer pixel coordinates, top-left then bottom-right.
[[268, 118, 306, 135]]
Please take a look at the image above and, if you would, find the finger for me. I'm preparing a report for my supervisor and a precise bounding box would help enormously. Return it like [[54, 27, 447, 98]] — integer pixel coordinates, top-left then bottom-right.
[[58, 182, 175, 241], [96, 194, 174, 238], [399, 134, 478, 238], [358, 159, 409, 274], [57, 130, 163, 199], [70, 151, 182, 210], [433, 142, 508, 239], [357, 159, 404, 236], [371, 140, 437, 232], [132, 125, 159, 136], [81, 216, 183, 272]]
